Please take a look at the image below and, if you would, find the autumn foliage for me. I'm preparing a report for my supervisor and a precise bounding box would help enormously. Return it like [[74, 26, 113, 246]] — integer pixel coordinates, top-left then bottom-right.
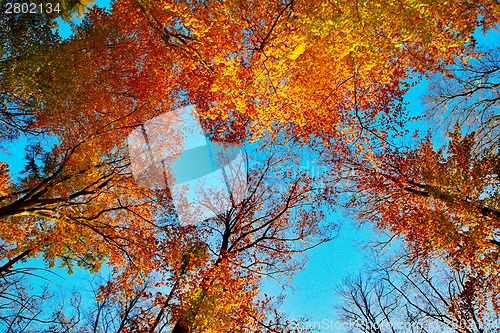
[[345, 131, 500, 308], [1, 0, 500, 331]]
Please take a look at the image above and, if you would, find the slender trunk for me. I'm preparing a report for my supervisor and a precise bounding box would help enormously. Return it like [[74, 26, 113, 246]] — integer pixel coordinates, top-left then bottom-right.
[[169, 230, 230, 333]]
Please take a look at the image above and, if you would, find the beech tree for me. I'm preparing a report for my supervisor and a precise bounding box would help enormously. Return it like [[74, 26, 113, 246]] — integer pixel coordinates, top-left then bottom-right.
[[0, 148, 333, 332], [0, 0, 98, 144], [0, 8, 175, 280], [425, 45, 500, 153], [94, 0, 499, 147], [1, 0, 500, 331], [12, 0, 495, 151], [341, 131, 500, 309], [337, 255, 500, 333], [0, 7, 59, 144], [91, 148, 335, 333]]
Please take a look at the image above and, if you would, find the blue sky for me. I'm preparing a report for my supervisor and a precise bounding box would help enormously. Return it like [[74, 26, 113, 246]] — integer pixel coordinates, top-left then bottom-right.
[[271, 75, 431, 329], [262, 25, 500, 328], [1, 2, 499, 332]]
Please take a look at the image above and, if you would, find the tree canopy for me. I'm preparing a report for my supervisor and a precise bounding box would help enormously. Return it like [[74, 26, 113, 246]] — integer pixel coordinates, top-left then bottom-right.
[[1, 0, 500, 331]]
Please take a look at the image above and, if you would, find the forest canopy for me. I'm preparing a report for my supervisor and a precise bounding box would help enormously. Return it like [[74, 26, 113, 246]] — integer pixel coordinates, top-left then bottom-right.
[[0, 0, 499, 332]]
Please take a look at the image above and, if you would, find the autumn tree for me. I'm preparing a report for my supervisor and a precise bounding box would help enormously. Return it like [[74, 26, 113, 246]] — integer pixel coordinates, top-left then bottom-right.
[[0, 0, 99, 144], [3, 0, 499, 248], [72, 273, 313, 333], [0, 4, 177, 280], [330, 30, 500, 331], [56, 0, 499, 148], [2, 0, 500, 331], [340, 130, 500, 311], [425, 45, 500, 153], [4, 0, 494, 276], [0, 4, 149, 283], [0, 145, 334, 332], [0, 5, 60, 144], [0, 260, 83, 332], [87, 145, 336, 333], [336, 254, 500, 333]]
